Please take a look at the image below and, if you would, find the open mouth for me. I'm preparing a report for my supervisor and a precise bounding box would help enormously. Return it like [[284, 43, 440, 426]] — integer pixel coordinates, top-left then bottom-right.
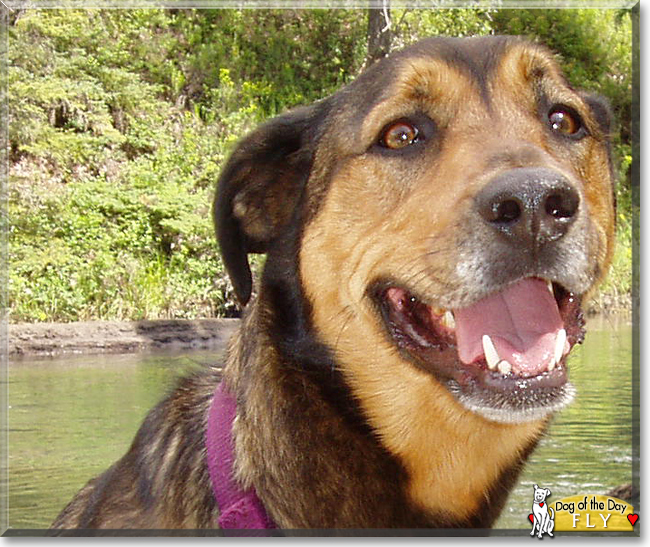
[[374, 277, 585, 423]]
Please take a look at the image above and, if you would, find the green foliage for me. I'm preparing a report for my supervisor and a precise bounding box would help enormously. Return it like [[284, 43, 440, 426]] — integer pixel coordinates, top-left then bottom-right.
[[8, 8, 634, 322], [9, 112, 232, 321], [167, 10, 366, 113], [393, 7, 495, 46]]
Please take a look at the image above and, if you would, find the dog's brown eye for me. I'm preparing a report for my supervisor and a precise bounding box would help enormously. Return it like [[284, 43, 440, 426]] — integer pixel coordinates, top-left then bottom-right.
[[380, 121, 419, 149], [548, 107, 582, 136]]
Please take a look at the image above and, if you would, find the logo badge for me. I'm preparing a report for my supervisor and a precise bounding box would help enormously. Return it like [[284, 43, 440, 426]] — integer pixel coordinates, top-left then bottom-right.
[[525, 484, 637, 533], [529, 484, 555, 539]]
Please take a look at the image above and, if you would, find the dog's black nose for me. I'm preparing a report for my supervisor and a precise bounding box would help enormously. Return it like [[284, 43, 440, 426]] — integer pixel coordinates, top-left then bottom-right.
[[476, 167, 580, 248]]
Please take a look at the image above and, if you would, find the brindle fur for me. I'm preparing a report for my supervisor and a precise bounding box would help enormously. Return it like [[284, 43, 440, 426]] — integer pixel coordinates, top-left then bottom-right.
[[51, 36, 615, 531]]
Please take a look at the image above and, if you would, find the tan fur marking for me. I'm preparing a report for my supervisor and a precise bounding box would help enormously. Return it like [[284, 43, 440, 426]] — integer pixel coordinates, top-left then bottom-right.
[[348, 352, 545, 518]]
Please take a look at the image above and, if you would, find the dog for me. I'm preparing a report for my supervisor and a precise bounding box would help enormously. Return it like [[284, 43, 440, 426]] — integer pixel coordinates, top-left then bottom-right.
[[531, 484, 555, 538], [51, 36, 615, 531]]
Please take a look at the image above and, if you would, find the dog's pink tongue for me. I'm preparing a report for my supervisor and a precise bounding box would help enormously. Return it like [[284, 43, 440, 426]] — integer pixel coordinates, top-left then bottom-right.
[[453, 278, 563, 376]]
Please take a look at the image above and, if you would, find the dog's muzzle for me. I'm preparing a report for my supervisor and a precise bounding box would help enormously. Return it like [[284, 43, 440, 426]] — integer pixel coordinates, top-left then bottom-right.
[[373, 167, 593, 424]]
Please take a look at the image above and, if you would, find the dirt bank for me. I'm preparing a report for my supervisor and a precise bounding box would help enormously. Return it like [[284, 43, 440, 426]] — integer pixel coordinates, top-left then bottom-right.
[[7, 293, 633, 358], [8, 318, 240, 357]]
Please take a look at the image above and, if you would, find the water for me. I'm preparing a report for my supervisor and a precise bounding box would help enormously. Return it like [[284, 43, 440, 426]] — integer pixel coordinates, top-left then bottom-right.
[[6, 317, 635, 531], [6, 351, 216, 531], [496, 315, 636, 529]]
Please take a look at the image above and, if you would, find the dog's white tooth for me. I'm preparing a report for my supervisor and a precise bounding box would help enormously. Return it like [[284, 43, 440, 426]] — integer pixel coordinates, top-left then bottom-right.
[[442, 311, 456, 329], [497, 360, 512, 375], [547, 358, 556, 372], [482, 335, 500, 370], [546, 281, 554, 294], [554, 329, 566, 364]]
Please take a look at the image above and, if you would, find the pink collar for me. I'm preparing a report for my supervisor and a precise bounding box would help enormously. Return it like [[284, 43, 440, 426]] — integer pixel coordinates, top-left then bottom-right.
[[205, 381, 276, 530]]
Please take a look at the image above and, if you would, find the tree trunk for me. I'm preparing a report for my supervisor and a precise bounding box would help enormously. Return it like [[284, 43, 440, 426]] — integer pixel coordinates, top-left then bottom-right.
[[366, 0, 392, 68]]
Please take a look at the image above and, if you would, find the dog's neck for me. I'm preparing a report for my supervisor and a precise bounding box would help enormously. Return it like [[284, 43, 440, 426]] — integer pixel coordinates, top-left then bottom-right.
[[222, 298, 536, 528]]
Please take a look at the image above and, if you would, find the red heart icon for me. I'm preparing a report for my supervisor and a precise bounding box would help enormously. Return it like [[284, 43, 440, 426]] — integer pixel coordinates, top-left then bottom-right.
[[627, 514, 639, 526], [528, 514, 534, 523], [539, 502, 544, 507]]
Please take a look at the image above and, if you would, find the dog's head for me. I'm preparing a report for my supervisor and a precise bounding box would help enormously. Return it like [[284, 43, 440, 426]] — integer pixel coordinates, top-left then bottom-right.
[[533, 484, 552, 503], [215, 37, 615, 428]]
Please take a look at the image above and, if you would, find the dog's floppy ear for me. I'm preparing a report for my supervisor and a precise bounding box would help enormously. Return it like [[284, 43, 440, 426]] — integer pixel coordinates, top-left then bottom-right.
[[580, 92, 613, 137], [214, 101, 329, 306]]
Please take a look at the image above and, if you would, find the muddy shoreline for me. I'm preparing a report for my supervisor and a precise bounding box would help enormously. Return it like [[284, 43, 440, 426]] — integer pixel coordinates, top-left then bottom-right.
[[8, 318, 240, 357], [7, 292, 632, 358]]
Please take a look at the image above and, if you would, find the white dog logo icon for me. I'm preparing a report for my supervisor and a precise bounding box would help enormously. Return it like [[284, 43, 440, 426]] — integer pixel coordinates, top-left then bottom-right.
[[530, 484, 554, 538]]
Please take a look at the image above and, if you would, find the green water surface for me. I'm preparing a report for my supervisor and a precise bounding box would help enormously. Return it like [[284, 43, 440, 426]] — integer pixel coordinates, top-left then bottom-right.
[[5, 317, 636, 532]]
